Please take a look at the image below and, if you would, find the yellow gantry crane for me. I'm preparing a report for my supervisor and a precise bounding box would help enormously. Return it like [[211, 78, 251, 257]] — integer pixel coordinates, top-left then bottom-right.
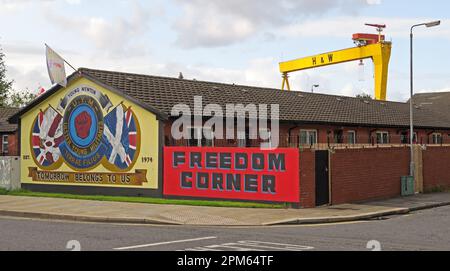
[[279, 24, 392, 101]]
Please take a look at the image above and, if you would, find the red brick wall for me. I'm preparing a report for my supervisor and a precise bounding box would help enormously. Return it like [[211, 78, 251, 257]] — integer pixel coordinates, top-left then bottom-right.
[[9, 132, 19, 156], [163, 119, 450, 146], [330, 147, 409, 205], [423, 146, 450, 191], [299, 149, 315, 208], [0, 132, 19, 156]]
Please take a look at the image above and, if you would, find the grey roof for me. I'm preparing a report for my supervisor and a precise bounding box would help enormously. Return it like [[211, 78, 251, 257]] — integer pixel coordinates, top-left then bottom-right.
[[0, 107, 19, 133], [413, 92, 450, 124], [10, 68, 450, 129]]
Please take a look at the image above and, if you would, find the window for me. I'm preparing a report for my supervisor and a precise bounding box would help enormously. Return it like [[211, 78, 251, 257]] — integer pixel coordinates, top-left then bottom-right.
[[300, 130, 318, 145], [376, 131, 389, 144], [401, 132, 408, 144], [334, 130, 344, 144], [401, 132, 417, 144], [432, 133, 443, 145], [348, 131, 356, 144], [187, 127, 214, 147], [2, 135, 8, 154]]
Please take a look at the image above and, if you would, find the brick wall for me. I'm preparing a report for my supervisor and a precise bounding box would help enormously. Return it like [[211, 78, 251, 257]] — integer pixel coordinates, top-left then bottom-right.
[[0, 132, 19, 156], [8, 132, 19, 156], [299, 149, 315, 208], [164, 119, 450, 147], [423, 146, 450, 191], [330, 147, 409, 205]]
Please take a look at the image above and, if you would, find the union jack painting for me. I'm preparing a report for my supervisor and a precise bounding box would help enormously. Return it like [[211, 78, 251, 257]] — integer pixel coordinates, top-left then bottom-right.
[[31, 107, 64, 167]]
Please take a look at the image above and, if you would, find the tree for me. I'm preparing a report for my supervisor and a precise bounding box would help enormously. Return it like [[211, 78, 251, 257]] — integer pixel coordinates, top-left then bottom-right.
[[0, 45, 37, 108], [356, 93, 373, 100], [9, 88, 37, 107], [0, 46, 14, 107]]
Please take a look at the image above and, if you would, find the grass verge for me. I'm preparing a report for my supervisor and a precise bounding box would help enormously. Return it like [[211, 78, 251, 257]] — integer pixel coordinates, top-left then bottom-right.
[[0, 189, 283, 209]]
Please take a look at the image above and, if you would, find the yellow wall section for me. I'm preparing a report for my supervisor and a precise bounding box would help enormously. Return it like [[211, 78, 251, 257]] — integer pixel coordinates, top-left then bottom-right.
[[20, 77, 159, 189]]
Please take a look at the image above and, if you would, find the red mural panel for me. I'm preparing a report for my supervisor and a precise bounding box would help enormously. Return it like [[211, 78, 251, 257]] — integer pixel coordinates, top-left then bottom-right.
[[163, 147, 300, 203]]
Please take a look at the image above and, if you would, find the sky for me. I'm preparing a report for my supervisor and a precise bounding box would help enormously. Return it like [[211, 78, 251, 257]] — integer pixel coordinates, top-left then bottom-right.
[[0, 0, 449, 102]]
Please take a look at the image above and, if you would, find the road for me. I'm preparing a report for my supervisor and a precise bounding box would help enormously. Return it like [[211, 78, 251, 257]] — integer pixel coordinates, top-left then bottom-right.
[[0, 205, 449, 251]]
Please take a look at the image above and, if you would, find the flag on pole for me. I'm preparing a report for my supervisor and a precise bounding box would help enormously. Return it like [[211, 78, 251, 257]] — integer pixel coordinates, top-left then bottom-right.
[[46, 44, 67, 87], [37, 86, 46, 97]]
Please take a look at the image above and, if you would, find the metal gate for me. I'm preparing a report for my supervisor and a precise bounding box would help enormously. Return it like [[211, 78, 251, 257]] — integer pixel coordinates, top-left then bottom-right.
[[315, 150, 330, 206]]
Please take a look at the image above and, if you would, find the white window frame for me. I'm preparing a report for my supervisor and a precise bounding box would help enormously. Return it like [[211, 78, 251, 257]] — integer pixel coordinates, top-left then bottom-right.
[[376, 131, 390, 144], [2, 135, 8, 154], [300, 129, 318, 145], [432, 133, 443, 145], [348, 130, 356, 144]]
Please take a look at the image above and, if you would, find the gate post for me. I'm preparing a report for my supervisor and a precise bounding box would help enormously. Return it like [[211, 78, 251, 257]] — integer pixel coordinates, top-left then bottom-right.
[[328, 149, 333, 205], [413, 145, 424, 193]]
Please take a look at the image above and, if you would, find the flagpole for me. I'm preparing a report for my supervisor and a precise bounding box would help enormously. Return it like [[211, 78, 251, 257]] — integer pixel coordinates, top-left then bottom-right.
[[45, 43, 78, 72], [63, 59, 78, 73]]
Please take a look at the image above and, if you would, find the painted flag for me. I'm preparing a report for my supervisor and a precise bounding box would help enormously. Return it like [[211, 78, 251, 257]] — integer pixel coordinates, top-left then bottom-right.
[[103, 105, 139, 170], [32, 107, 64, 167], [46, 44, 67, 87]]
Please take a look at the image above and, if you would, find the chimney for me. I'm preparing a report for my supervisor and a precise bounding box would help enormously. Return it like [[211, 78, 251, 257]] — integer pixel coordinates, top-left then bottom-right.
[[178, 72, 184, 80]]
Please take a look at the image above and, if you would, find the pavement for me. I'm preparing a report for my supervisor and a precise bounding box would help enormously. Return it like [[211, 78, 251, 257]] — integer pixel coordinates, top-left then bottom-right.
[[0, 192, 449, 226]]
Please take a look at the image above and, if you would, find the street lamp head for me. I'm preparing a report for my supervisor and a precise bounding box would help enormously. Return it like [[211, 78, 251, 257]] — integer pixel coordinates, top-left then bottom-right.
[[313, 84, 320, 88], [425, 20, 441, 28]]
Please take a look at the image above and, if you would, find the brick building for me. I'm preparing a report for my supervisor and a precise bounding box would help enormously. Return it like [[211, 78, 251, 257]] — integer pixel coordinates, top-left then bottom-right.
[[0, 107, 19, 156], [74, 68, 450, 147], [7, 68, 450, 206]]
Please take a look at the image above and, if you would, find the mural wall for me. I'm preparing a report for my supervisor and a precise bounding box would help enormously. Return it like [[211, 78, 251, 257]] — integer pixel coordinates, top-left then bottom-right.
[[21, 78, 159, 189], [164, 147, 300, 203]]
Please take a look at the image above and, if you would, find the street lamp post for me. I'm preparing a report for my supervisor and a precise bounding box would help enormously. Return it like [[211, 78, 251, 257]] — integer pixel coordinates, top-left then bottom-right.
[[311, 84, 319, 93], [409, 20, 440, 177]]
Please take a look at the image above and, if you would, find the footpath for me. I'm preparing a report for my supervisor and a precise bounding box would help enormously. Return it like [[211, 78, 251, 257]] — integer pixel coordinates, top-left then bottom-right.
[[0, 192, 449, 226]]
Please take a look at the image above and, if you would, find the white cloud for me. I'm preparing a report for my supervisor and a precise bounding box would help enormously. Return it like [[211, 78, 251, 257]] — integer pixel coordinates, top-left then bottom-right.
[[416, 87, 450, 94], [6, 65, 48, 93], [172, 0, 372, 48], [64, 0, 80, 4], [0, 0, 80, 13], [42, 1, 153, 57], [282, 16, 449, 40], [366, 0, 382, 5], [1, 0, 447, 104]]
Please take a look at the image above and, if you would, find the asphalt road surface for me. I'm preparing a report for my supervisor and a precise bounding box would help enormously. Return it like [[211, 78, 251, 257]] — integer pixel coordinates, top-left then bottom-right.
[[0, 205, 449, 251]]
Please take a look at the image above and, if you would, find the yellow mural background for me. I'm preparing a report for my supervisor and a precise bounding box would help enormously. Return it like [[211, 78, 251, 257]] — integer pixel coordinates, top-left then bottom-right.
[[20, 77, 160, 189]]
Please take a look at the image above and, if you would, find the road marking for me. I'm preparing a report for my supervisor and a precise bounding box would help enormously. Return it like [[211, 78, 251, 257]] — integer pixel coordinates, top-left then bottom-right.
[[183, 247, 222, 251], [205, 244, 263, 251], [114, 236, 217, 250], [237, 241, 314, 251], [181, 240, 315, 251]]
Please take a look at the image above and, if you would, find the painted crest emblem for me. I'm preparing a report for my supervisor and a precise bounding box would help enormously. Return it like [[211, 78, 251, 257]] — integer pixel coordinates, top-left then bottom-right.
[[30, 86, 141, 172]]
